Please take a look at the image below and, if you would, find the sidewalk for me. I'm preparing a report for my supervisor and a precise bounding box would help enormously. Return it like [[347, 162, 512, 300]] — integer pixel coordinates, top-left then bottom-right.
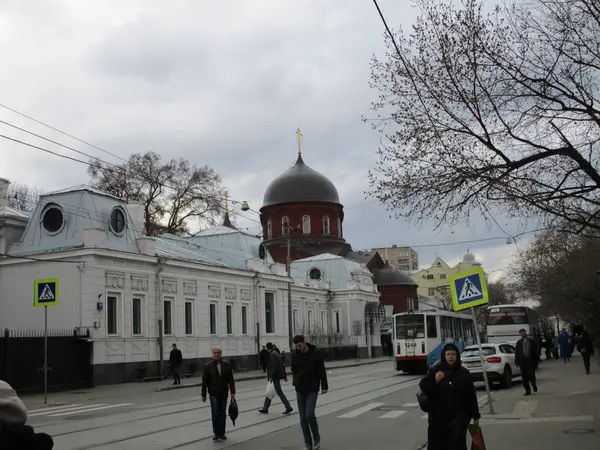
[[21, 356, 391, 408], [473, 353, 600, 450]]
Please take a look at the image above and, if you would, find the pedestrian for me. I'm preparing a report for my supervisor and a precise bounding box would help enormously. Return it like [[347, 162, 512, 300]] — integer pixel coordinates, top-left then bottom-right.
[[515, 328, 539, 396], [169, 344, 183, 385], [201, 346, 236, 441], [558, 328, 571, 362], [419, 343, 480, 450], [258, 342, 293, 415], [291, 334, 328, 450], [577, 329, 595, 375], [259, 346, 269, 373]]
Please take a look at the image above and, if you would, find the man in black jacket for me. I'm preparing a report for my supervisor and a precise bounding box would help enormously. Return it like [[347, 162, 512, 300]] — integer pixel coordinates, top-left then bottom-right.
[[258, 342, 293, 415], [577, 329, 595, 374], [201, 346, 236, 441], [169, 344, 183, 385], [515, 328, 539, 395], [259, 346, 269, 373], [291, 335, 328, 450]]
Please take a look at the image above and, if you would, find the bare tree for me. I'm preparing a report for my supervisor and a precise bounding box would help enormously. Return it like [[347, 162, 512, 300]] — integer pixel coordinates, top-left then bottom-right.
[[487, 278, 517, 306], [88, 152, 223, 236], [367, 0, 600, 234], [7, 183, 43, 211]]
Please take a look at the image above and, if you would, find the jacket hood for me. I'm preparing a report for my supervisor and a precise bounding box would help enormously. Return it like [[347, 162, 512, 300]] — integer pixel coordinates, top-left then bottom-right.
[[296, 342, 316, 354], [440, 343, 462, 369], [0, 380, 28, 426]]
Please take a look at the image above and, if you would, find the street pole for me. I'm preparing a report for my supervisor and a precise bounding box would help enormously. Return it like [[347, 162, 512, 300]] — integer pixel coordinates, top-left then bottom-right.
[[287, 237, 293, 351], [44, 305, 48, 405], [471, 307, 494, 414]]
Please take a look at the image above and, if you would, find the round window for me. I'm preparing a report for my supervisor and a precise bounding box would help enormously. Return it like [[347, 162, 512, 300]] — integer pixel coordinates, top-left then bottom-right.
[[309, 268, 322, 280], [41, 205, 64, 234], [110, 208, 126, 234]]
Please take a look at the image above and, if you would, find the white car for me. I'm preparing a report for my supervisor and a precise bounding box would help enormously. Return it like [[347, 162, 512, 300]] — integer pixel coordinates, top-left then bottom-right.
[[461, 343, 521, 389]]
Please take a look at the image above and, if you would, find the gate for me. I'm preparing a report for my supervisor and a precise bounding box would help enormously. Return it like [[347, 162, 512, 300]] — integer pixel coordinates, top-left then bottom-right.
[[0, 328, 93, 394]]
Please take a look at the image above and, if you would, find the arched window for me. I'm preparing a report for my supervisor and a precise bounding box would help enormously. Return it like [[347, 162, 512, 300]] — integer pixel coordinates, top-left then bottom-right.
[[266, 219, 272, 239], [282, 216, 289, 236], [337, 217, 342, 237], [323, 215, 330, 235], [302, 215, 311, 234]]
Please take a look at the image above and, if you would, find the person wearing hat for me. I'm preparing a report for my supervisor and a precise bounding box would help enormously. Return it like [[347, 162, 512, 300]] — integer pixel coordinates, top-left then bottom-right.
[[419, 343, 480, 450], [0, 380, 54, 449]]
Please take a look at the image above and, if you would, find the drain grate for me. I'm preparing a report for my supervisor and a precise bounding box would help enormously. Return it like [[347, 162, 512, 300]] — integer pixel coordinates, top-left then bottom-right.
[[563, 429, 595, 435]]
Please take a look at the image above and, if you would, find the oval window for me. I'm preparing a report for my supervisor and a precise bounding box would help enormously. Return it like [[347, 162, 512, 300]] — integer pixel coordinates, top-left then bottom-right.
[[309, 268, 322, 280], [110, 208, 126, 234], [42, 206, 64, 234]]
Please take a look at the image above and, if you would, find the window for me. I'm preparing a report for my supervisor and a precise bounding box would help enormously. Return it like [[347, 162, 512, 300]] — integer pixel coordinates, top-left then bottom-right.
[[428, 288, 435, 296], [426, 274, 434, 280], [41, 204, 64, 234], [462, 346, 497, 357], [394, 314, 425, 339], [486, 307, 529, 326], [267, 219, 272, 239], [282, 216, 289, 236], [309, 268, 322, 280], [337, 217, 342, 237], [321, 310, 326, 332], [132, 296, 143, 336], [307, 309, 313, 331], [265, 292, 275, 334], [163, 299, 173, 336], [107, 294, 119, 336], [293, 308, 299, 334], [184, 299, 194, 335], [426, 315, 437, 338], [241, 305, 248, 335], [440, 274, 447, 279], [109, 207, 126, 234], [334, 310, 341, 334], [209, 303, 217, 335], [226, 304, 233, 335], [302, 215, 311, 234], [323, 216, 330, 235]]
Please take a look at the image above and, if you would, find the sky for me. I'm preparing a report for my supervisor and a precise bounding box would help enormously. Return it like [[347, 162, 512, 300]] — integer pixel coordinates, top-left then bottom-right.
[[0, 0, 537, 280]]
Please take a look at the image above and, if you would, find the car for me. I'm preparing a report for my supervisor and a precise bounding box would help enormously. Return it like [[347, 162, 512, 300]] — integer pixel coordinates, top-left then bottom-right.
[[461, 343, 521, 389]]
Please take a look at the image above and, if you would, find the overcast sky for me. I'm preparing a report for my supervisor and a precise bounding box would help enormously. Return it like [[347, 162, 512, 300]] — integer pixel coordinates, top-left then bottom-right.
[[0, 0, 539, 280]]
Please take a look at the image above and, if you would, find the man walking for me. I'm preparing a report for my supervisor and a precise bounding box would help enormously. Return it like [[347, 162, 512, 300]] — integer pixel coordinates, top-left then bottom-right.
[[258, 342, 293, 415], [201, 346, 236, 441], [169, 344, 183, 385], [515, 328, 538, 396], [558, 328, 571, 362], [291, 334, 328, 450], [577, 329, 595, 374], [259, 346, 269, 373]]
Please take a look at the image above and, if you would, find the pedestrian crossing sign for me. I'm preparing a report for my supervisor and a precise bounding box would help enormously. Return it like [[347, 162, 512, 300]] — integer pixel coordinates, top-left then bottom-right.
[[449, 268, 488, 311], [34, 278, 60, 307]]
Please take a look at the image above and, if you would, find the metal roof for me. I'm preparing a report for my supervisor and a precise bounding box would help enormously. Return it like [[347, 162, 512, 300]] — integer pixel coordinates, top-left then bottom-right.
[[0, 205, 31, 220]]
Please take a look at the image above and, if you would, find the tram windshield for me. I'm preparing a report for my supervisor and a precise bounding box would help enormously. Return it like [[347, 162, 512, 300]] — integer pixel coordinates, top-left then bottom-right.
[[395, 314, 425, 339]]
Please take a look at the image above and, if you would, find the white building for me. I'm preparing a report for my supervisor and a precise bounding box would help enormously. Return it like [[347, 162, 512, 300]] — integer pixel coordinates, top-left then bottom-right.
[[0, 179, 380, 386]]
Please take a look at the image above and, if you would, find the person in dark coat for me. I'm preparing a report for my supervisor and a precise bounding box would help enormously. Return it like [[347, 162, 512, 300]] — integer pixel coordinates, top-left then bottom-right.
[[577, 329, 595, 374], [515, 328, 538, 395], [169, 344, 183, 385], [291, 335, 328, 450], [259, 346, 269, 373], [258, 342, 293, 415], [201, 347, 236, 441], [558, 328, 571, 362], [419, 343, 480, 450]]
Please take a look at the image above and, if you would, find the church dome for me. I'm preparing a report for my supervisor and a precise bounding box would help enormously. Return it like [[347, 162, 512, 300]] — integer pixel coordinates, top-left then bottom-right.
[[262, 155, 340, 208], [373, 264, 417, 286], [462, 252, 476, 263]]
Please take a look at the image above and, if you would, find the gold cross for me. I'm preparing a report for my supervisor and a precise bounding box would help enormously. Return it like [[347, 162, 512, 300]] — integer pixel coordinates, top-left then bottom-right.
[[296, 127, 303, 155]]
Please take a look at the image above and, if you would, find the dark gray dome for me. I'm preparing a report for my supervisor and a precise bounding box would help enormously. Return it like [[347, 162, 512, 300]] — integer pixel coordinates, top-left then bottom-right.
[[262, 155, 340, 208], [373, 264, 417, 286]]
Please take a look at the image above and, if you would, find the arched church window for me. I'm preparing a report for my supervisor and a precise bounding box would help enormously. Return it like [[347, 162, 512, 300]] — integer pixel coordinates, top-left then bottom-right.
[[337, 217, 342, 237], [267, 219, 272, 239], [323, 216, 330, 235], [282, 216, 289, 236], [302, 215, 311, 234]]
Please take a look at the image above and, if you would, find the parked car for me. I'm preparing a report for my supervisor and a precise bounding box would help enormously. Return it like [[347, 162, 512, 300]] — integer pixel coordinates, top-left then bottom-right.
[[461, 343, 521, 389]]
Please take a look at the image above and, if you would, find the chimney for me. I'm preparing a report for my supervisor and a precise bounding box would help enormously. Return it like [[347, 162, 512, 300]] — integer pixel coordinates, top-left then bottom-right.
[[126, 201, 146, 235], [0, 178, 10, 207]]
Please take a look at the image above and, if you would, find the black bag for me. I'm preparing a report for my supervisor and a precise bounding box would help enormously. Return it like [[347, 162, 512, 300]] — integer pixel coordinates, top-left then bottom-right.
[[417, 390, 433, 413], [228, 398, 239, 426]]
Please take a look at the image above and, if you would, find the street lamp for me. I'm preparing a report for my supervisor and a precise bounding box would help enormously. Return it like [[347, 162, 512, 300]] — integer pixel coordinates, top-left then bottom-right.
[[240, 201, 250, 211]]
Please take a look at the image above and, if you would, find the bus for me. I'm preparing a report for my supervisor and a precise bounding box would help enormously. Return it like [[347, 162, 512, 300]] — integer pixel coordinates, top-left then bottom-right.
[[393, 309, 477, 373], [486, 305, 540, 348]]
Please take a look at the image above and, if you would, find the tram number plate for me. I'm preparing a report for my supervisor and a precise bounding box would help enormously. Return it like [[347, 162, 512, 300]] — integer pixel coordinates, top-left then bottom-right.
[[405, 342, 417, 347]]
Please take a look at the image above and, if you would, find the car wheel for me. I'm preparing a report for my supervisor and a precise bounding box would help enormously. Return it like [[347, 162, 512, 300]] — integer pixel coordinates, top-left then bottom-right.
[[500, 366, 512, 389]]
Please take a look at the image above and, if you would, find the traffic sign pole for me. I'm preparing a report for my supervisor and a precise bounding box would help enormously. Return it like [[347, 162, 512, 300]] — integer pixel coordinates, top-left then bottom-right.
[[44, 305, 48, 405], [471, 307, 494, 414]]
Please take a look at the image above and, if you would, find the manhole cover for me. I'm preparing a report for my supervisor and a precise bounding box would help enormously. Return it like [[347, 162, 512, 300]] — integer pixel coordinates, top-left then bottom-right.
[[564, 429, 594, 435]]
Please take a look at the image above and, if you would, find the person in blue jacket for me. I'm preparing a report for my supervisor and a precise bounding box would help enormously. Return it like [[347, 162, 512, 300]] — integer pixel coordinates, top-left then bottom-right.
[[558, 328, 571, 362]]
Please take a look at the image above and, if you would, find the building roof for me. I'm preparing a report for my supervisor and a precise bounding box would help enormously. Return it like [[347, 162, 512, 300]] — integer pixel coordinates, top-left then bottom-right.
[[262, 155, 340, 208], [290, 253, 373, 291], [43, 185, 121, 200], [0, 205, 31, 220], [373, 263, 417, 286]]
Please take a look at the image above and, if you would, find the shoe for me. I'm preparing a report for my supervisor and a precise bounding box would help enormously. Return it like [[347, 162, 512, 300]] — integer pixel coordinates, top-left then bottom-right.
[[304, 445, 312, 450], [524, 392, 531, 396], [283, 408, 293, 415], [258, 409, 268, 414], [220, 435, 227, 440], [314, 441, 321, 450], [213, 436, 219, 441], [533, 385, 538, 392]]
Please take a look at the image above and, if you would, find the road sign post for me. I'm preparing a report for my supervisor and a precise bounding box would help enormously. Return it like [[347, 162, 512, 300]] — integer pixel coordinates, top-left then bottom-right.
[[449, 268, 494, 414], [34, 278, 60, 405]]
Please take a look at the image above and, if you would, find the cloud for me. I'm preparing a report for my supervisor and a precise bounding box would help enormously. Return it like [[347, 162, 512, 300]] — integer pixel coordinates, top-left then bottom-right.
[[0, 0, 531, 273]]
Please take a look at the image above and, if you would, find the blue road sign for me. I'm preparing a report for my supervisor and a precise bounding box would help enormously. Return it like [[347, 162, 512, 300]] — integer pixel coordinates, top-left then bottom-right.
[[34, 278, 60, 307], [449, 268, 488, 311]]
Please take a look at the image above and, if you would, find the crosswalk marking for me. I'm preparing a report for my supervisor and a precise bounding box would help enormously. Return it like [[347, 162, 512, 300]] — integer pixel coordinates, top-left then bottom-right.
[[29, 405, 107, 417], [49, 403, 134, 417], [27, 403, 134, 418], [28, 404, 84, 414], [338, 402, 385, 418], [403, 402, 419, 407], [379, 410, 406, 419]]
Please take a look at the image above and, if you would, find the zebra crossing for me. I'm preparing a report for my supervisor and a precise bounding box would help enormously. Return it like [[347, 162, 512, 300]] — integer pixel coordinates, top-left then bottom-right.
[[27, 402, 134, 418]]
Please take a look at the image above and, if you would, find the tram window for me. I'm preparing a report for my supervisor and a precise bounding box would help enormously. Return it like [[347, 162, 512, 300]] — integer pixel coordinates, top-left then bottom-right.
[[426, 316, 437, 338], [441, 316, 450, 340], [395, 314, 425, 339]]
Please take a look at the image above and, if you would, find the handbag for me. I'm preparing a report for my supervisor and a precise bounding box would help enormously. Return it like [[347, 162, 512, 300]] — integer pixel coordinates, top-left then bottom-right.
[[468, 423, 486, 450], [228, 398, 239, 426], [416, 390, 433, 413]]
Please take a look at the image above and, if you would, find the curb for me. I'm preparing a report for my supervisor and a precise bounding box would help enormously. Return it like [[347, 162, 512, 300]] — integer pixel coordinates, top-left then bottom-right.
[[156, 359, 390, 392]]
